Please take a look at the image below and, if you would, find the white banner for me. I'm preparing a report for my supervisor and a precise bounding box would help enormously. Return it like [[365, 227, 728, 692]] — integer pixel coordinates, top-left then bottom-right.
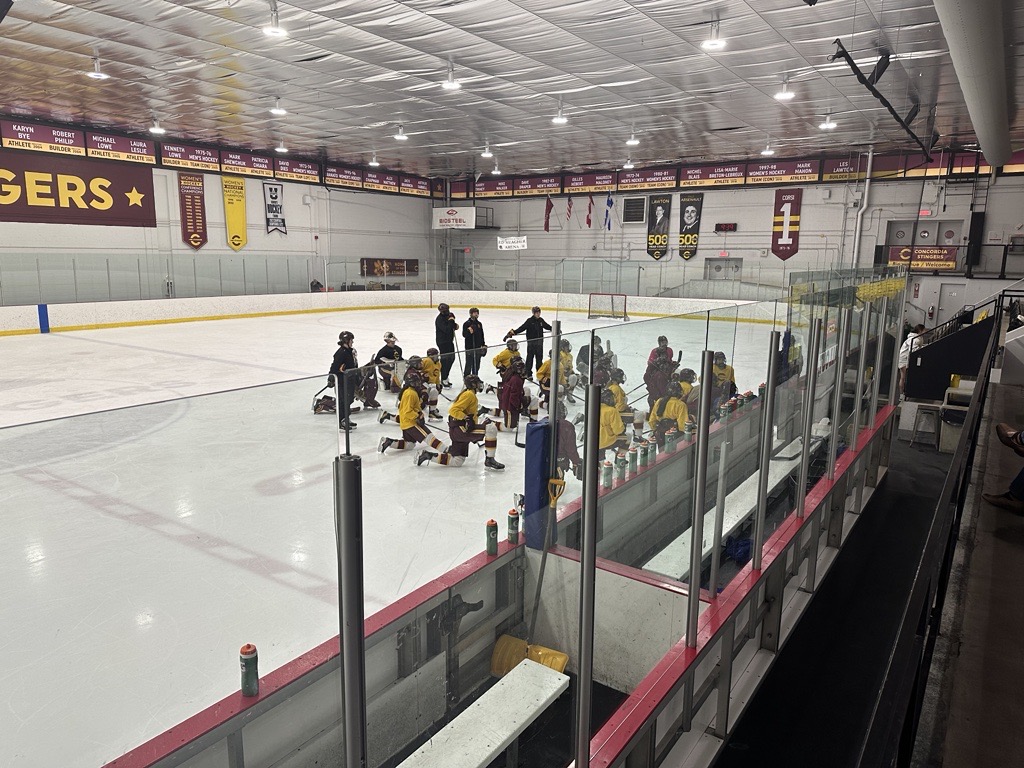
[[432, 206, 477, 229], [497, 235, 528, 251], [263, 182, 287, 234]]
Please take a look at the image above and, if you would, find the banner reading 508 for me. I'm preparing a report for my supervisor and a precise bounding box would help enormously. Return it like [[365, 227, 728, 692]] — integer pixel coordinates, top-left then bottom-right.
[[646, 193, 672, 260]]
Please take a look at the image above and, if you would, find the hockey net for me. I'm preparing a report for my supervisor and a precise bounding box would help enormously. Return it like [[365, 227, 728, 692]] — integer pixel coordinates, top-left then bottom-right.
[[587, 293, 628, 321]]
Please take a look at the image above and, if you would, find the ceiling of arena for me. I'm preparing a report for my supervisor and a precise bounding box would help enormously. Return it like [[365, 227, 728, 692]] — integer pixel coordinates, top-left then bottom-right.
[[1, 0, 1022, 178]]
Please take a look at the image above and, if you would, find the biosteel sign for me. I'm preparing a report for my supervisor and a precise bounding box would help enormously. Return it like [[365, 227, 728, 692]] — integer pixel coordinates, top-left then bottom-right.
[[432, 206, 477, 229]]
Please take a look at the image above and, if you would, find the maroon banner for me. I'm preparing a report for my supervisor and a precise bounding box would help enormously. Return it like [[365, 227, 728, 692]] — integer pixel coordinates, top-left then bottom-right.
[[950, 151, 991, 176], [513, 175, 562, 196], [678, 162, 745, 187], [617, 167, 677, 190], [0, 150, 156, 227], [325, 164, 363, 189], [87, 132, 157, 164], [474, 178, 513, 198], [903, 149, 950, 178], [399, 174, 431, 197], [274, 158, 319, 183], [746, 159, 819, 185], [161, 143, 220, 172], [870, 154, 906, 179], [220, 150, 273, 178], [887, 245, 957, 271], [771, 188, 803, 260], [450, 180, 470, 199], [564, 172, 616, 193], [363, 170, 399, 193], [646, 193, 672, 260], [178, 172, 208, 250], [431, 179, 446, 198], [821, 157, 865, 182], [1, 121, 86, 156], [359, 258, 420, 277]]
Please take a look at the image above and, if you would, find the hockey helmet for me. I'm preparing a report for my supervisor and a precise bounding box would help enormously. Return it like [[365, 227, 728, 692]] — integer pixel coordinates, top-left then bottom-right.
[[510, 357, 526, 373], [713, 351, 727, 364], [555, 401, 568, 421], [666, 381, 683, 398], [463, 374, 483, 392], [600, 388, 616, 406], [338, 330, 355, 346], [404, 368, 424, 388], [507, 339, 519, 351], [559, 338, 572, 352], [426, 347, 439, 359], [438, 302, 450, 313], [679, 368, 696, 383], [384, 332, 398, 344], [407, 355, 423, 370], [610, 368, 626, 384]]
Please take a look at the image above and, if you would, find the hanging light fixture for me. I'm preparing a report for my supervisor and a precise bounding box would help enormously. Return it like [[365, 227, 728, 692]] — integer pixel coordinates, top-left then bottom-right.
[[393, 125, 408, 141], [269, 97, 287, 116], [701, 20, 726, 51], [623, 158, 635, 170], [626, 129, 639, 147], [551, 98, 568, 125], [275, 140, 288, 153], [263, 1, 287, 37], [761, 141, 776, 156], [819, 113, 837, 131], [774, 76, 795, 101], [481, 142, 493, 159], [368, 153, 380, 167], [441, 60, 461, 91], [491, 161, 501, 175], [86, 57, 111, 81], [148, 121, 167, 135]]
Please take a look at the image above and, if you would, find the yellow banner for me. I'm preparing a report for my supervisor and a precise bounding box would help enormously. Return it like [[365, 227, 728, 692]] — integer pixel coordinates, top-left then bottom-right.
[[222, 176, 247, 252]]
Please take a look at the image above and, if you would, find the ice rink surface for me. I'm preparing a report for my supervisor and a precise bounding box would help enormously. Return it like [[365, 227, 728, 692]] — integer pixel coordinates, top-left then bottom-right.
[[1, 302, 782, 767]]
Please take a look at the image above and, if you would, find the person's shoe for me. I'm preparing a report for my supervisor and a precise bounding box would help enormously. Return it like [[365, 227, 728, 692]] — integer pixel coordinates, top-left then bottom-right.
[[982, 491, 1024, 513], [995, 423, 1024, 457], [442, 379, 452, 387], [364, 400, 381, 409], [478, 406, 491, 417], [485, 457, 506, 471], [378, 436, 393, 454], [416, 449, 437, 466], [573, 412, 585, 426], [339, 418, 358, 430], [347, 406, 361, 414], [378, 411, 391, 424], [566, 392, 577, 404], [485, 384, 496, 395]]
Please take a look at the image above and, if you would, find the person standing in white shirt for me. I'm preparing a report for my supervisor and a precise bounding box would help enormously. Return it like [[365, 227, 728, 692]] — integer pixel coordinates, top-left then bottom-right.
[[898, 324, 927, 395]]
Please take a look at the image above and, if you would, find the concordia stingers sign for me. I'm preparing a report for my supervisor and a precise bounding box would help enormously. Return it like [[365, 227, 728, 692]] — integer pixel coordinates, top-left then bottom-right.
[[0, 151, 156, 227]]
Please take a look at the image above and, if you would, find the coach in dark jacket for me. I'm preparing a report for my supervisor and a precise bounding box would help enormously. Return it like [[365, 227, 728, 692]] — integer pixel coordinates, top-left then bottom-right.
[[435, 302, 459, 385], [462, 307, 485, 376], [505, 305, 551, 379]]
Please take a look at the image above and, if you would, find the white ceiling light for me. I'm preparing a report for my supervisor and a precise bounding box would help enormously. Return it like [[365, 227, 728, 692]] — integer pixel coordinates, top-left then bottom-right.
[[441, 60, 461, 91], [393, 125, 408, 141], [275, 140, 288, 153], [368, 153, 380, 167], [86, 57, 111, 81], [263, 1, 287, 37], [819, 113, 837, 131], [761, 141, 776, 156], [491, 161, 501, 175], [774, 77, 795, 101], [481, 142, 493, 159], [626, 131, 639, 147], [701, 21, 726, 51], [623, 158, 635, 169], [269, 97, 287, 116], [551, 98, 568, 125], [148, 121, 167, 135]]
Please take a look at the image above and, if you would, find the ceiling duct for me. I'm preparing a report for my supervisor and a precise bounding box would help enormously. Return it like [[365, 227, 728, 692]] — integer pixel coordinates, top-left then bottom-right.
[[932, 0, 1012, 167]]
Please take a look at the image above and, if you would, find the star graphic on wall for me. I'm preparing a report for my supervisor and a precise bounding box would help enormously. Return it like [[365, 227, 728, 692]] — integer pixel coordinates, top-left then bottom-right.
[[125, 187, 145, 206]]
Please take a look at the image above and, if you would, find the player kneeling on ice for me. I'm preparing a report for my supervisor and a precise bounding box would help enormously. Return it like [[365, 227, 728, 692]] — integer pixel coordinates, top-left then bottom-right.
[[377, 369, 449, 457], [648, 382, 691, 449], [479, 357, 537, 429], [418, 374, 504, 470], [421, 349, 444, 420], [379, 356, 428, 424]]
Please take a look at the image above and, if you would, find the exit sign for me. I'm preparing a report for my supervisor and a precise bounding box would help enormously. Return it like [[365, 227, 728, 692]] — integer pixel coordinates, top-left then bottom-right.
[[919, 209, 933, 217]]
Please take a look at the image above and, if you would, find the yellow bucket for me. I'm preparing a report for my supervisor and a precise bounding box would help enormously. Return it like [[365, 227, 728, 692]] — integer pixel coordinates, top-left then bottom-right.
[[491, 635, 569, 677]]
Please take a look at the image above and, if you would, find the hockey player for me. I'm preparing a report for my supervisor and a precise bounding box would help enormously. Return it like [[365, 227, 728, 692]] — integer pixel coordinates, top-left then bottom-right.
[[488, 338, 523, 395], [373, 332, 403, 391], [648, 335, 674, 363], [552, 401, 583, 480], [378, 369, 449, 457], [378, 356, 424, 424], [644, 351, 678, 408], [480, 357, 537, 429], [598, 388, 630, 458], [422, 349, 444, 421], [557, 339, 580, 403], [711, 351, 737, 394], [504, 305, 551, 379], [418, 374, 505, 470], [675, 368, 697, 402], [327, 330, 360, 430], [648, 382, 690, 449], [435, 303, 459, 386], [576, 335, 603, 384], [608, 368, 645, 440]]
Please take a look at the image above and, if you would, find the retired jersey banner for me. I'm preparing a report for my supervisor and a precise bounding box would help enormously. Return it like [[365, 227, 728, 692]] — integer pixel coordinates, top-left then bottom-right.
[[222, 176, 247, 252], [771, 188, 803, 260], [646, 193, 672, 260], [678, 192, 704, 260], [0, 150, 156, 227], [263, 182, 286, 234], [178, 173, 207, 250]]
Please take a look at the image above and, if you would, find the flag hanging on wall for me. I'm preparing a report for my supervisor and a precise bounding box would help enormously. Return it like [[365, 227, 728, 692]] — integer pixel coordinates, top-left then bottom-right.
[[604, 193, 614, 230], [566, 196, 574, 221], [263, 182, 287, 234], [586, 195, 595, 228], [543, 195, 554, 231], [222, 176, 248, 252]]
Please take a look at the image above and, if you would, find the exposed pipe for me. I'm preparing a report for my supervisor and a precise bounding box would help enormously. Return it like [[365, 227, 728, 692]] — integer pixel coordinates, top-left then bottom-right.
[[932, 0, 1012, 168], [851, 147, 875, 269]]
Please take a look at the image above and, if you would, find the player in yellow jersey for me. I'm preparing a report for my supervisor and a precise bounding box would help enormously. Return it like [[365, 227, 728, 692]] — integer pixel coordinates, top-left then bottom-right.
[[608, 369, 646, 440], [377, 369, 448, 458], [598, 388, 629, 458], [648, 382, 690, 448], [711, 351, 737, 395], [488, 338, 523, 396], [417, 374, 504, 470], [422, 348, 444, 421]]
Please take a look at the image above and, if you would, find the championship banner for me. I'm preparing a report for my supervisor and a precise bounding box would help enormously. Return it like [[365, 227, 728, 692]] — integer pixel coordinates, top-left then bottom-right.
[[678, 192, 704, 260], [263, 182, 286, 234], [646, 193, 672, 260], [177, 173, 207, 250], [497, 235, 527, 251], [771, 188, 802, 260], [221, 176, 247, 252], [0, 151, 156, 227]]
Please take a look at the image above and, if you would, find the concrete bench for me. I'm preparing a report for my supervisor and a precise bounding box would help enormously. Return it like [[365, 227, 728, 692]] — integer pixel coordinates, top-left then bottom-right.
[[398, 658, 569, 768], [643, 436, 823, 583]]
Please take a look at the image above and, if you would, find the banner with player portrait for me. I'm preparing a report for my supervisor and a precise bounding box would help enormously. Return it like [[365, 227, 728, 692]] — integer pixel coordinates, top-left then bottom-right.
[[678, 192, 704, 260], [646, 193, 672, 260]]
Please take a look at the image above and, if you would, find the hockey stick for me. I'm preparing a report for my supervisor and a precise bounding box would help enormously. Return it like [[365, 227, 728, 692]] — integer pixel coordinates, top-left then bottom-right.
[[514, 421, 526, 448]]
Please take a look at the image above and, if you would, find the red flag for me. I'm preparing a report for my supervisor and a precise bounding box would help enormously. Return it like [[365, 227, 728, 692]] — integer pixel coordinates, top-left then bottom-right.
[[544, 195, 554, 231], [586, 195, 595, 228], [566, 196, 574, 221]]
